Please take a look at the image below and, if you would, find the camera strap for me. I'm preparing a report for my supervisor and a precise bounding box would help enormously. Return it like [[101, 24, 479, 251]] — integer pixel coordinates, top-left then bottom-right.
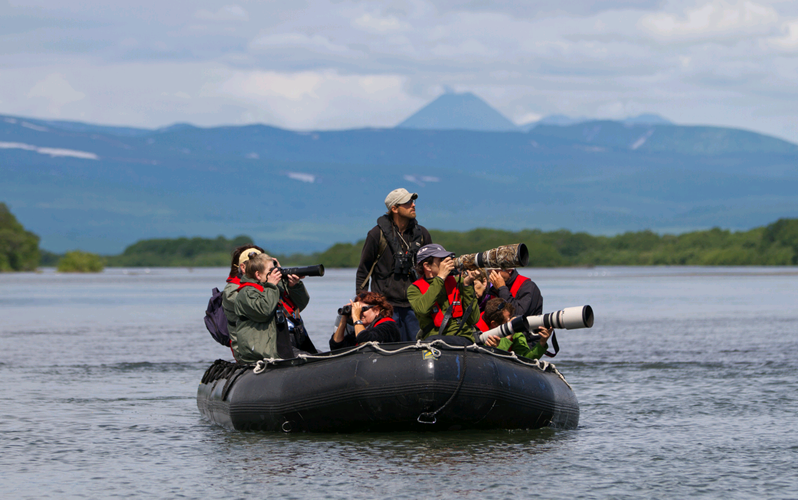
[[359, 232, 388, 290]]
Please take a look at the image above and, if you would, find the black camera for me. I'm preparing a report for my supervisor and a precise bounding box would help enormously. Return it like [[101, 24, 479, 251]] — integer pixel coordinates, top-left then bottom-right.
[[272, 264, 325, 280]]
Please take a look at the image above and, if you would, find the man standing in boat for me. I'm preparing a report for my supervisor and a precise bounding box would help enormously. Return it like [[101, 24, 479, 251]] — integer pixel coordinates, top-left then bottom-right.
[[356, 188, 432, 342], [408, 244, 481, 344]]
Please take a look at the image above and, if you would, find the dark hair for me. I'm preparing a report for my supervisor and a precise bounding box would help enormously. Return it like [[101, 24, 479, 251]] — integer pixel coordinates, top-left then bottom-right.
[[244, 253, 272, 280], [358, 291, 393, 319], [484, 297, 515, 327], [229, 244, 265, 278]]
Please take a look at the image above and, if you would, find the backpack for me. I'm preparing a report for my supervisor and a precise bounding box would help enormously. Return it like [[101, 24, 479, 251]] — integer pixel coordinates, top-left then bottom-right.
[[204, 287, 230, 347]]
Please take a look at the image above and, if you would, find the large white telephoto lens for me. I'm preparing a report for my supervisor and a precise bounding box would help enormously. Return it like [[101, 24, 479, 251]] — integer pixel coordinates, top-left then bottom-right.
[[527, 305, 594, 330], [478, 305, 594, 343]]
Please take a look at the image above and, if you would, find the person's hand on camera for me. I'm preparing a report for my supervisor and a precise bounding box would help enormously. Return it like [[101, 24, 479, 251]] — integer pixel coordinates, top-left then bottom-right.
[[286, 274, 302, 287], [350, 301, 363, 322], [464, 269, 480, 286], [489, 270, 506, 289], [534, 326, 552, 346], [266, 267, 282, 286], [485, 335, 502, 347], [473, 278, 486, 298], [437, 257, 455, 279]]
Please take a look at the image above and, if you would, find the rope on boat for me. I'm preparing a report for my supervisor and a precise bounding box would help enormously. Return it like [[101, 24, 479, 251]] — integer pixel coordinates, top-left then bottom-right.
[[242, 339, 571, 389]]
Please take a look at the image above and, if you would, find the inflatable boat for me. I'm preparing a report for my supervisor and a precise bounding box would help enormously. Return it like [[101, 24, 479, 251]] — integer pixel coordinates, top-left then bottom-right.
[[197, 340, 579, 433]]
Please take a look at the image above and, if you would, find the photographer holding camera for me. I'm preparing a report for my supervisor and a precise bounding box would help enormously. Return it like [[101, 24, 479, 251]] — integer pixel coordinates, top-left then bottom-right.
[[356, 188, 433, 343], [486, 267, 543, 318], [233, 253, 313, 363], [408, 244, 481, 344], [329, 292, 400, 350], [481, 298, 551, 360]]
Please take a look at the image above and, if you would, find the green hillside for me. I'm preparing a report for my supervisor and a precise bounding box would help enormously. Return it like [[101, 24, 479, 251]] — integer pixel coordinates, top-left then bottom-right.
[[101, 218, 798, 268], [0, 202, 40, 271]]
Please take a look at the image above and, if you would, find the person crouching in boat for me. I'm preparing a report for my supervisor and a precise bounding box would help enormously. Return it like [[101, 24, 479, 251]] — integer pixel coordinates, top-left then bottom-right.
[[481, 297, 552, 360], [330, 292, 400, 350], [408, 244, 481, 345], [233, 253, 310, 362]]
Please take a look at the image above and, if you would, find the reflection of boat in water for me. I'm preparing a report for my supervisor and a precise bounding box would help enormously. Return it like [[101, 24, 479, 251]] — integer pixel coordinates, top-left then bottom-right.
[[197, 340, 579, 433]]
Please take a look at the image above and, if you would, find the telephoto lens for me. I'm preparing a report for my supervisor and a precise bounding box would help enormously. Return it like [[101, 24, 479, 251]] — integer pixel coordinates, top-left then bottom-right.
[[454, 243, 529, 271]]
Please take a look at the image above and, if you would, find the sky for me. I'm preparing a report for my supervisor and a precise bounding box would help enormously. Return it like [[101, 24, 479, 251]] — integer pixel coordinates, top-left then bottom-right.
[[1, 0, 797, 142]]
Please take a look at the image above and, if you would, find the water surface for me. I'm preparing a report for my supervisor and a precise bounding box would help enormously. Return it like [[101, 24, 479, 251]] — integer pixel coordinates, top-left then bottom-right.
[[1, 267, 796, 499]]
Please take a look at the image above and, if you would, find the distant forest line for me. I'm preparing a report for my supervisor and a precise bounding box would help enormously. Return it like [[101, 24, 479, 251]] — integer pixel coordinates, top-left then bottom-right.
[[2, 197, 794, 270], [96, 218, 798, 268]]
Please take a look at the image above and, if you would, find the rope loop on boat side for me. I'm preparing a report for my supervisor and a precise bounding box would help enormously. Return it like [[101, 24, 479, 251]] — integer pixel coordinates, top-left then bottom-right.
[[253, 357, 280, 374], [246, 340, 571, 388]]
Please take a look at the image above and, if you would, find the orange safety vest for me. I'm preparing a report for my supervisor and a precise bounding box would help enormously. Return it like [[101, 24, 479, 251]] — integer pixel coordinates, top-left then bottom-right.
[[412, 276, 463, 328]]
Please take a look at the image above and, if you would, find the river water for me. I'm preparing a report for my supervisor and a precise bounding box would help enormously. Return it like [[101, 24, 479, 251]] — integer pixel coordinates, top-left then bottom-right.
[[1, 267, 797, 499]]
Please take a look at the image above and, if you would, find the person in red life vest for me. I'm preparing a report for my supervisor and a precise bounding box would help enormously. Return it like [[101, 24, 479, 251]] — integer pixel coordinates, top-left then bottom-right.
[[222, 245, 265, 342], [481, 298, 552, 360], [356, 188, 433, 343], [408, 244, 481, 345], [233, 253, 310, 363], [329, 292, 400, 350], [486, 268, 543, 317]]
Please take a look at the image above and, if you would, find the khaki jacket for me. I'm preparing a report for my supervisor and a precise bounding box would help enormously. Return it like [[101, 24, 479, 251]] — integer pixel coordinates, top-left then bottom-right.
[[233, 276, 310, 363]]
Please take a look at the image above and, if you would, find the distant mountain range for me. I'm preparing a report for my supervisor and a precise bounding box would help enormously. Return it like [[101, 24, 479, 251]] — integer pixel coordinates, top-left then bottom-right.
[[396, 92, 673, 132], [2, 98, 797, 255]]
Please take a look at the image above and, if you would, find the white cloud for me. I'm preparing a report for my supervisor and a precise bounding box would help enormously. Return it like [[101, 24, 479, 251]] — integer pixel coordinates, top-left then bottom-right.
[[639, 0, 780, 39], [352, 13, 411, 33], [194, 5, 248, 22], [26, 74, 86, 115], [249, 33, 352, 54], [215, 69, 423, 129], [769, 18, 798, 48]]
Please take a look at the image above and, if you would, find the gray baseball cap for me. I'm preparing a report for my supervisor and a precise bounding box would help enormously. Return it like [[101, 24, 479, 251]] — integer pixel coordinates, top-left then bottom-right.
[[416, 244, 454, 263], [384, 188, 418, 210]]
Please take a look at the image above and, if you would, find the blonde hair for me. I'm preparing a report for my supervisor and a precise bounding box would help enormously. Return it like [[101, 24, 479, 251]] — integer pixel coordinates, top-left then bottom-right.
[[244, 253, 273, 279]]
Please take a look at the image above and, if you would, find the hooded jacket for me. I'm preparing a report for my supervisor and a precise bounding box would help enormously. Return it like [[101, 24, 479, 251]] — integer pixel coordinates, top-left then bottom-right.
[[232, 276, 310, 363]]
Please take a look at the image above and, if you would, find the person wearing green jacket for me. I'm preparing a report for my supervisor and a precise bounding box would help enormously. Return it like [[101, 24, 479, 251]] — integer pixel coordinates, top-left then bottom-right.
[[482, 297, 551, 360], [408, 244, 481, 343], [222, 245, 265, 342], [233, 253, 310, 363]]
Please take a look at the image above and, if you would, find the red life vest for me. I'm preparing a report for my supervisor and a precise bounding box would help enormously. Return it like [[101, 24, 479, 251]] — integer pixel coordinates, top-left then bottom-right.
[[372, 316, 396, 327], [226, 276, 241, 285], [236, 282, 300, 320], [509, 274, 530, 297], [412, 276, 463, 328], [475, 311, 489, 332]]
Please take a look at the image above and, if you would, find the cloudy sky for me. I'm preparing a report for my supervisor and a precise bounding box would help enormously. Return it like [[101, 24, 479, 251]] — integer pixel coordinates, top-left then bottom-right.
[[1, 0, 797, 141]]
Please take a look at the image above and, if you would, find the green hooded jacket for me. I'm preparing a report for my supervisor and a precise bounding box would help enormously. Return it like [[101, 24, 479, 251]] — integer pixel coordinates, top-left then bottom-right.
[[407, 275, 480, 342], [232, 276, 310, 363], [496, 332, 548, 360]]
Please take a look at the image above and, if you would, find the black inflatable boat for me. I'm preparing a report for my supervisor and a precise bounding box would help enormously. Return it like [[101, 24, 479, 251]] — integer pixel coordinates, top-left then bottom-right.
[[197, 340, 579, 432]]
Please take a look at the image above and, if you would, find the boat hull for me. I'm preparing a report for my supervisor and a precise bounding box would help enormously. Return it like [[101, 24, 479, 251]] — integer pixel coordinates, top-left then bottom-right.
[[197, 342, 579, 432]]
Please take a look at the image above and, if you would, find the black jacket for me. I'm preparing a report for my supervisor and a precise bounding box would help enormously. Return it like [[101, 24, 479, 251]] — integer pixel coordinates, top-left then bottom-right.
[[489, 270, 543, 317], [356, 216, 432, 307], [329, 318, 401, 350]]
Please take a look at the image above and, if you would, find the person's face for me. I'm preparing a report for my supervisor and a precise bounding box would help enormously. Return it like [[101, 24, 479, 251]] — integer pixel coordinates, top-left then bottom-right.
[[254, 259, 276, 282], [359, 302, 380, 326], [489, 309, 513, 330], [499, 269, 512, 281], [424, 257, 442, 277], [393, 198, 416, 219]]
